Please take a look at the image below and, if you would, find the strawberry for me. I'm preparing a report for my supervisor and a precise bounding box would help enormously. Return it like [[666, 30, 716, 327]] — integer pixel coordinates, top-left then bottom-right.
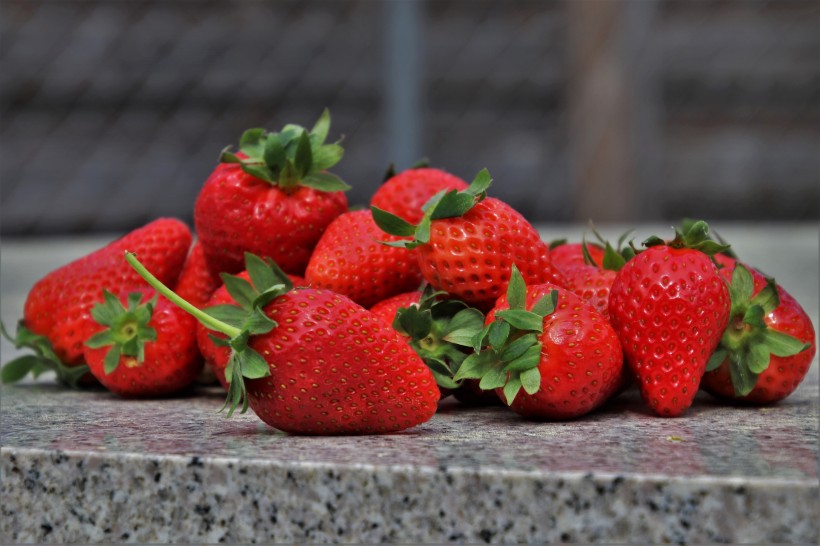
[[175, 242, 222, 309], [128, 251, 441, 435], [549, 241, 605, 272], [197, 270, 307, 390], [700, 258, 815, 404], [370, 166, 468, 224], [373, 169, 554, 311], [83, 290, 201, 397], [1, 218, 191, 386], [608, 221, 731, 416], [559, 238, 635, 319], [194, 109, 349, 277], [455, 266, 624, 419], [304, 210, 423, 308]]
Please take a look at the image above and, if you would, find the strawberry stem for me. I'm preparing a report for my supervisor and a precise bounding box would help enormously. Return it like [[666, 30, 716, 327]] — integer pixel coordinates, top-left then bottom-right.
[[124, 251, 241, 338]]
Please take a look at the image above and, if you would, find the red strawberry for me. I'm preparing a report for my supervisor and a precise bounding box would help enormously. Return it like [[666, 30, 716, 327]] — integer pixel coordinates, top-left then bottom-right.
[[455, 266, 624, 419], [371, 166, 468, 224], [373, 169, 553, 311], [195, 110, 349, 277], [562, 267, 618, 319], [198, 270, 307, 390], [305, 210, 423, 308], [175, 242, 222, 309], [83, 290, 201, 397], [1, 218, 191, 387], [608, 221, 731, 416], [127, 252, 439, 435], [549, 241, 605, 272], [700, 257, 815, 404]]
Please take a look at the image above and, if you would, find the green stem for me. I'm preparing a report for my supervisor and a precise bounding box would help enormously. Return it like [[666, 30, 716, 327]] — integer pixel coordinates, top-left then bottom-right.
[[124, 251, 241, 338]]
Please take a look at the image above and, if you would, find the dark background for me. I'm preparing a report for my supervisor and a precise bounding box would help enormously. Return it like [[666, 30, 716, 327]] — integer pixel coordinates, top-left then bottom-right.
[[1, 0, 818, 235]]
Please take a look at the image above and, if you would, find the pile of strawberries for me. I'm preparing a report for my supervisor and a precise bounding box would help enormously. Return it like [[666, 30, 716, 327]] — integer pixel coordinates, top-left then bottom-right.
[[3, 110, 816, 435]]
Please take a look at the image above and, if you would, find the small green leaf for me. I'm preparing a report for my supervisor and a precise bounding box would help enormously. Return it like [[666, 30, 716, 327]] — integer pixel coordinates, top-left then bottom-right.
[[220, 148, 243, 164], [1, 355, 40, 384], [238, 348, 270, 379], [103, 345, 122, 375], [454, 351, 495, 381], [602, 242, 627, 271], [728, 353, 758, 397], [430, 191, 476, 220], [463, 168, 493, 197], [506, 265, 527, 311], [90, 290, 125, 326], [300, 172, 351, 192], [705, 348, 727, 372], [242, 164, 275, 183], [471, 323, 492, 352], [294, 131, 313, 177], [496, 309, 544, 332], [487, 320, 511, 352], [502, 375, 523, 405], [245, 253, 277, 293], [642, 235, 665, 248], [500, 334, 539, 363], [731, 264, 755, 303], [530, 291, 558, 318], [312, 144, 344, 171], [504, 343, 543, 372], [371, 206, 417, 237], [750, 279, 780, 315], [761, 329, 810, 358], [429, 368, 460, 390], [742, 305, 766, 329], [747, 344, 771, 374], [520, 367, 541, 395], [85, 330, 115, 349], [442, 309, 485, 346], [243, 308, 277, 336], [398, 306, 433, 341], [478, 366, 507, 390], [278, 159, 300, 188], [263, 134, 286, 173], [310, 108, 331, 145], [549, 238, 567, 250], [204, 304, 248, 330], [415, 215, 432, 245], [220, 274, 257, 310], [239, 128, 267, 157]]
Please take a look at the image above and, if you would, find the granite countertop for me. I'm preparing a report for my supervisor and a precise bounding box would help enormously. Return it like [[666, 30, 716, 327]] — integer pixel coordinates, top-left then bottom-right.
[[1, 224, 818, 544]]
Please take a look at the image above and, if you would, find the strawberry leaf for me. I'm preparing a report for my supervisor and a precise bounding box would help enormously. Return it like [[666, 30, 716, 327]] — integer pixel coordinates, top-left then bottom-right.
[[311, 108, 331, 145], [103, 345, 121, 375], [530, 291, 558, 318], [294, 131, 313, 177], [220, 273, 256, 310], [478, 366, 507, 390], [1, 355, 40, 384], [520, 367, 542, 395], [502, 375, 523, 405], [238, 347, 270, 379], [496, 309, 544, 332], [747, 344, 771, 374], [463, 168, 492, 198], [242, 164, 275, 184], [205, 305, 249, 330], [487, 320, 511, 352], [504, 343, 543, 372], [442, 309, 485, 346], [506, 265, 527, 311], [311, 144, 344, 172], [729, 353, 758, 397], [239, 128, 267, 157], [371, 206, 417, 237], [454, 352, 494, 381], [761, 329, 810, 358], [706, 348, 727, 372], [499, 333, 539, 363], [750, 278, 780, 315]]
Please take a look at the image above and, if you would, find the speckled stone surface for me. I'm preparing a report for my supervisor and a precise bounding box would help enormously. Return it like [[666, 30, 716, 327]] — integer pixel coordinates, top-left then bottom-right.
[[1, 224, 818, 544]]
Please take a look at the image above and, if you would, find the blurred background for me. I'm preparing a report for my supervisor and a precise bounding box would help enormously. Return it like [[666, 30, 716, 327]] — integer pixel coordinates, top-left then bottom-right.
[[1, 0, 818, 236]]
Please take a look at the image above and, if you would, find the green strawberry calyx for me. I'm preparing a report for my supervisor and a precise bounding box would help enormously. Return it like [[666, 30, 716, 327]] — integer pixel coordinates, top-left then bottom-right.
[[126, 251, 291, 417], [643, 219, 730, 256], [220, 109, 350, 193], [705, 263, 810, 397], [85, 290, 158, 375], [583, 223, 637, 271], [452, 265, 558, 405], [371, 168, 493, 249], [0, 321, 90, 387], [392, 285, 485, 389]]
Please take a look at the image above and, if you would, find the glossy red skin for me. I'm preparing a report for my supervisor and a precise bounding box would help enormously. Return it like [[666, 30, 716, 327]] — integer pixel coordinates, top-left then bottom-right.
[[701, 256, 816, 403], [416, 198, 553, 311], [24, 218, 192, 367], [175, 242, 222, 309], [369, 291, 424, 326], [305, 210, 423, 308], [198, 271, 307, 390], [371, 168, 469, 224], [550, 243, 605, 273], [562, 265, 617, 319], [240, 288, 439, 434], [608, 246, 731, 417], [83, 293, 202, 397], [488, 283, 624, 420], [194, 162, 348, 277]]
